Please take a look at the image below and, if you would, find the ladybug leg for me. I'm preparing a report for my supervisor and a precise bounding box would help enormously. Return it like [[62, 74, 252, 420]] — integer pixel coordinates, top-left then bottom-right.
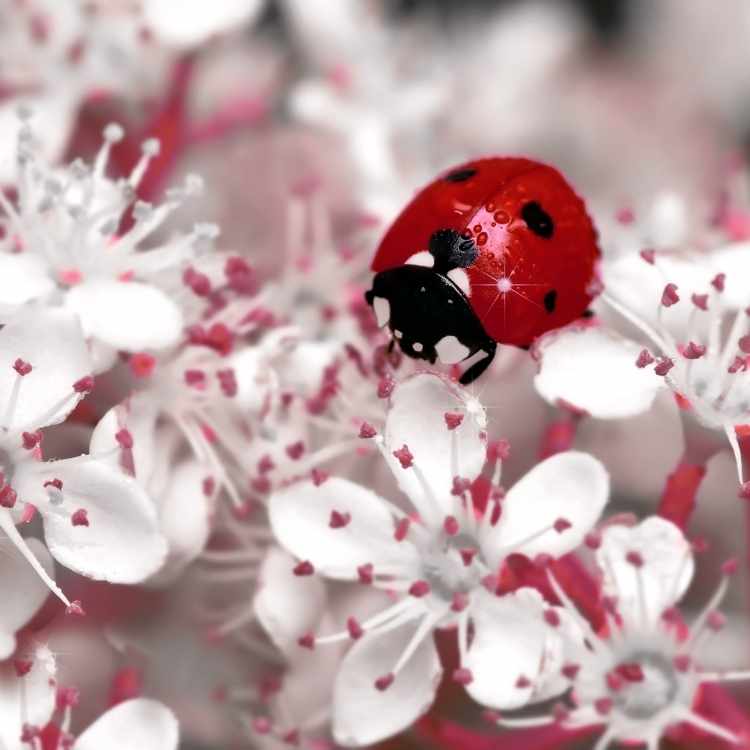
[[458, 340, 496, 385], [387, 338, 395, 354]]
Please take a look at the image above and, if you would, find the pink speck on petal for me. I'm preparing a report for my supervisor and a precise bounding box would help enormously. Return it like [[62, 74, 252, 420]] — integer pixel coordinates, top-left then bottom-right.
[[329, 510, 351, 529], [71, 508, 89, 527]]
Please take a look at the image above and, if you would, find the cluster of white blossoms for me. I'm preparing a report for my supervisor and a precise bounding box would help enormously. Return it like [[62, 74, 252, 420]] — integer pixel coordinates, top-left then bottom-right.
[[3, 4, 750, 750], [1, 118, 750, 749]]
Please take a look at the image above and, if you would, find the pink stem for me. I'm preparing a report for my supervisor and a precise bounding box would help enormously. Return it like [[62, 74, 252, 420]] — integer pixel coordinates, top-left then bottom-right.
[[187, 95, 269, 145], [656, 457, 707, 531], [538, 405, 584, 459]]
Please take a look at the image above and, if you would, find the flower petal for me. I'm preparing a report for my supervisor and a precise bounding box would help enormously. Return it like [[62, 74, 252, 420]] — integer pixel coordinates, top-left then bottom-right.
[[75, 699, 179, 750], [0, 308, 91, 431], [383, 373, 486, 520], [269, 478, 417, 578], [148, 459, 211, 586], [65, 280, 183, 351], [0, 537, 53, 659], [534, 325, 662, 418], [0, 253, 55, 306], [483, 452, 609, 565], [464, 588, 565, 709], [254, 546, 326, 657], [143, 0, 263, 48], [0, 646, 57, 750], [597, 516, 693, 621], [15, 457, 167, 583], [332, 622, 441, 747]]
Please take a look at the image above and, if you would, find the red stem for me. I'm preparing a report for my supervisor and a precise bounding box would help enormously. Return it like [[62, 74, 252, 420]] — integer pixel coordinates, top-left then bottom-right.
[[538, 406, 584, 460], [656, 457, 707, 531]]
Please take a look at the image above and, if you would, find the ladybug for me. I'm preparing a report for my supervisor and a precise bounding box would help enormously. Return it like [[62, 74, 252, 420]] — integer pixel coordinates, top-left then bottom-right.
[[365, 157, 601, 384]]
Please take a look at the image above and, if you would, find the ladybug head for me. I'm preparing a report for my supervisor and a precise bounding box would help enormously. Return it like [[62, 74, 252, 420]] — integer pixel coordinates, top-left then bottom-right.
[[365, 229, 496, 385]]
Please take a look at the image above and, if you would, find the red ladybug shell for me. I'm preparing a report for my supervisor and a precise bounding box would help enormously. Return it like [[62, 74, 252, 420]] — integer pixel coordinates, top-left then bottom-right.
[[371, 157, 600, 348]]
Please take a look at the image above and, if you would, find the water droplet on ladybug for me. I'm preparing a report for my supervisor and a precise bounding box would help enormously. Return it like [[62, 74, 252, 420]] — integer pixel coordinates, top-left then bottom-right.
[[494, 210, 510, 224], [476, 231, 488, 246]]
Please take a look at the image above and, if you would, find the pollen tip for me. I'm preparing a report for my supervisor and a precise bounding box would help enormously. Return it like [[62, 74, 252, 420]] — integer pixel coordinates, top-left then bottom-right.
[[625, 550, 644, 568], [374, 673, 395, 691], [444, 411, 464, 430], [635, 349, 655, 368], [329, 510, 351, 529], [661, 282, 680, 307], [297, 633, 315, 650], [392, 445, 414, 469], [292, 560, 314, 577], [553, 517, 572, 534], [70, 508, 89, 527], [66, 600, 85, 617], [358, 422, 377, 439], [72, 375, 95, 393], [13, 358, 32, 376], [357, 563, 374, 584], [408, 580, 431, 598]]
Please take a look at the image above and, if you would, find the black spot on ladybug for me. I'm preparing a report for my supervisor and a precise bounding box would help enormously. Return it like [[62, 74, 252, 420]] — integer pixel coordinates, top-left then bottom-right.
[[444, 167, 477, 183], [543, 289, 557, 313], [428, 229, 478, 273], [521, 201, 554, 239]]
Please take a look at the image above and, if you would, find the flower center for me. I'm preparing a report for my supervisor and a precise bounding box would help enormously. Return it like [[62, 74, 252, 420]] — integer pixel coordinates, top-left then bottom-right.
[[420, 534, 483, 602], [613, 652, 678, 720]]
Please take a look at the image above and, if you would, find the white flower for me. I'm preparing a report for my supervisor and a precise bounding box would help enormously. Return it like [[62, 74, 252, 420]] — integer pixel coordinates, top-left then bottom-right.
[[269, 372, 609, 746], [492, 517, 750, 750], [0, 118, 219, 358], [0, 644, 58, 750], [0, 644, 177, 750], [534, 246, 750, 481], [0, 308, 167, 611], [142, 0, 265, 49], [91, 399, 212, 587], [73, 699, 179, 750]]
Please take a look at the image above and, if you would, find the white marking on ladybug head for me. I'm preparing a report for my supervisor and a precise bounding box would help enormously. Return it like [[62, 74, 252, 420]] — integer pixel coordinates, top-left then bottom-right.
[[413, 342, 423, 352], [373, 296, 391, 327], [394, 329, 403, 339], [405, 251, 434, 268], [497, 276, 512, 293], [447, 268, 470, 297], [436, 335, 470, 364]]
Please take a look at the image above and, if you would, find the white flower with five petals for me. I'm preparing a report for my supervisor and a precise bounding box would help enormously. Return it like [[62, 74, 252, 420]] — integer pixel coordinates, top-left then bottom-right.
[[535, 245, 750, 481], [492, 517, 750, 750], [269, 373, 609, 746], [0, 118, 219, 362], [0, 308, 166, 612]]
